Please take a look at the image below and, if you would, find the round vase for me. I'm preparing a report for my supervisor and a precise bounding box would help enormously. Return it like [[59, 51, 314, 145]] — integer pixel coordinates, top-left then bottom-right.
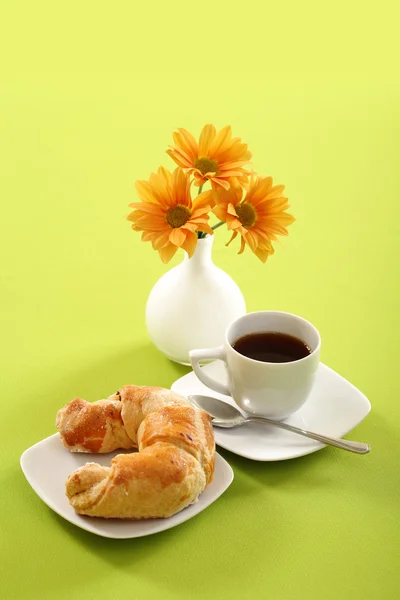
[[145, 235, 246, 365]]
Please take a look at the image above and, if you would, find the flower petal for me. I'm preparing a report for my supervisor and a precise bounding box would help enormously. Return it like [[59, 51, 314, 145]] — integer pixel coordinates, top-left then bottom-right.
[[192, 190, 214, 211], [254, 246, 272, 263], [197, 223, 214, 235], [212, 205, 228, 221], [174, 128, 199, 160], [181, 231, 198, 258], [219, 160, 251, 170], [134, 214, 168, 230], [152, 230, 171, 250], [264, 222, 291, 236], [218, 139, 251, 163], [267, 184, 286, 199], [135, 180, 158, 204], [158, 243, 179, 264], [247, 176, 273, 203], [244, 229, 260, 252], [211, 177, 231, 190], [227, 217, 245, 232], [169, 227, 186, 246], [141, 231, 154, 242], [193, 172, 207, 186], [199, 124, 217, 156], [225, 231, 238, 247], [238, 236, 246, 255], [270, 212, 296, 225], [181, 222, 198, 233], [190, 208, 209, 221], [128, 202, 163, 215], [147, 172, 170, 208], [209, 125, 232, 156], [171, 167, 191, 207], [257, 197, 290, 213], [166, 147, 193, 168], [216, 169, 249, 178], [227, 203, 239, 217]]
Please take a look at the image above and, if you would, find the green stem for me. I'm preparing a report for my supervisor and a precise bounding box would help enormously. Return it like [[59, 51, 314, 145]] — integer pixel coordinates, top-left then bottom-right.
[[211, 221, 225, 231], [197, 185, 205, 238]]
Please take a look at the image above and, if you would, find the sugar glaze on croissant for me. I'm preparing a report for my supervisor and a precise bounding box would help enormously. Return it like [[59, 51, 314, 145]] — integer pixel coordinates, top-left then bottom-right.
[[57, 385, 215, 519]]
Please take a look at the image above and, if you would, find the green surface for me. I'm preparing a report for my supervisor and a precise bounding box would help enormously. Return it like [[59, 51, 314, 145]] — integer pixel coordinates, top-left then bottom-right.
[[1, 1, 399, 599]]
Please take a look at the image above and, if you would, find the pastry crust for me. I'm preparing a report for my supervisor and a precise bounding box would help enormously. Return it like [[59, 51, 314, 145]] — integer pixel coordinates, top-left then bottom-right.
[[58, 385, 215, 519], [56, 385, 191, 453]]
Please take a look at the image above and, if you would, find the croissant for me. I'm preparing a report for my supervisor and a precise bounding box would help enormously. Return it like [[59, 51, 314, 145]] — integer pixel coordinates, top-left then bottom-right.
[[56, 385, 192, 453], [58, 385, 216, 519]]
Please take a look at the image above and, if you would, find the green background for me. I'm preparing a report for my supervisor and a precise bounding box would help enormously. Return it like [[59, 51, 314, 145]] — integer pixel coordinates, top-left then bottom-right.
[[1, 1, 399, 598]]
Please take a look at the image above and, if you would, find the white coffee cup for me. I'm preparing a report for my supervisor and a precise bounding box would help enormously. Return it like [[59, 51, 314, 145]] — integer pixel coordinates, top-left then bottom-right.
[[189, 311, 321, 420]]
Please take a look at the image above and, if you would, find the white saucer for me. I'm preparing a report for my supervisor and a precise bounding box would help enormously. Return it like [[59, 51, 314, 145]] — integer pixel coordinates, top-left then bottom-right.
[[20, 434, 234, 539], [171, 361, 371, 461]]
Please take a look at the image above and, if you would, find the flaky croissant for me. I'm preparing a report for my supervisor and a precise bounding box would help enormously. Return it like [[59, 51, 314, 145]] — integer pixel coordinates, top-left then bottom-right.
[[57, 385, 215, 519], [56, 385, 192, 453]]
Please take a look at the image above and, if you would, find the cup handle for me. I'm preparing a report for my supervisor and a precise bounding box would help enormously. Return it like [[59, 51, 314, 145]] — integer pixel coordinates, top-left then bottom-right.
[[189, 346, 231, 396]]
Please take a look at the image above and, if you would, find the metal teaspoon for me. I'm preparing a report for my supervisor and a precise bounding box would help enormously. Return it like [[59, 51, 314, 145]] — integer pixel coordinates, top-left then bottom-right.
[[188, 394, 370, 455]]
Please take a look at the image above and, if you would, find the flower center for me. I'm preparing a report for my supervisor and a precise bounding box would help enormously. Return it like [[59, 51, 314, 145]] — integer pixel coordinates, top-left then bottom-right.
[[166, 205, 191, 228], [235, 202, 257, 228], [194, 157, 219, 176]]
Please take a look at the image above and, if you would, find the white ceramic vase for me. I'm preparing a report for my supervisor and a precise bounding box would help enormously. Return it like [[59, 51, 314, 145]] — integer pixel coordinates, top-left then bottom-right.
[[145, 235, 246, 365]]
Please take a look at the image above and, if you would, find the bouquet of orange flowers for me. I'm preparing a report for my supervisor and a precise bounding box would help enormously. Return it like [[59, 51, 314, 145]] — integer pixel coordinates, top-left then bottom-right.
[[127, 125, 295, 263]]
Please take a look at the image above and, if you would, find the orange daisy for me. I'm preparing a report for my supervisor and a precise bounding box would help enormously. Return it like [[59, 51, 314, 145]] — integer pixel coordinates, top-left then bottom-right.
[[213, 176, 295, 262], [166, 124, 252, 191], [127, 167, 214, 263]]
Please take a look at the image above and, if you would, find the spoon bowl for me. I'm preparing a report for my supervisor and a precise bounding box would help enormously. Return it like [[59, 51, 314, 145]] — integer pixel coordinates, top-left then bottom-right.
[[190, 395, 244, 423]]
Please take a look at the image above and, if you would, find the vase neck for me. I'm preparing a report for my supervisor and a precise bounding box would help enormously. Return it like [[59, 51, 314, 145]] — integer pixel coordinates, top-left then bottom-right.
[[183, 235, 214, 268]]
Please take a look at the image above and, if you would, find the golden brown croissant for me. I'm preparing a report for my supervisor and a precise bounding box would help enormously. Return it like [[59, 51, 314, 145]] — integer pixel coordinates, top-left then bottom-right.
[[59, 385, 216, 519], [56, 385, 191, 453]]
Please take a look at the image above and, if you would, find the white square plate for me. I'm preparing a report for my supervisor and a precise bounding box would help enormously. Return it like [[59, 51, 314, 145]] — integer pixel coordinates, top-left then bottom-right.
[[20, 434, 234, 539], [171, 361, 371, 461]]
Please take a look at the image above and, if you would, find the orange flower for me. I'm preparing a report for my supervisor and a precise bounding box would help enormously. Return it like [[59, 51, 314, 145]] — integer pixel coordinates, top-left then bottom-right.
[[127, 167, 214, 263], [166, 124, 252, 191], [213, 176, 295, 262]]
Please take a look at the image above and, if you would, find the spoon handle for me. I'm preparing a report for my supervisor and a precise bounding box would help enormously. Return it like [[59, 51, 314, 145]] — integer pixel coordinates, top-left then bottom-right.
[[247, 417, 370, 454]]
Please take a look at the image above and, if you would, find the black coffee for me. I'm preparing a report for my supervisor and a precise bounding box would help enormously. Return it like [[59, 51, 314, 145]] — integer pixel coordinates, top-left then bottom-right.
[[232, 331, 311, 363]]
